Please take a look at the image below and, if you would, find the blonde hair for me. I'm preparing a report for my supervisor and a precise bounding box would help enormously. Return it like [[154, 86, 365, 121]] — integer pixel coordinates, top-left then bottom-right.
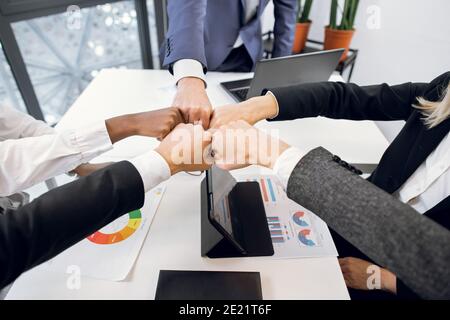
[[415, 83, 450, 128]]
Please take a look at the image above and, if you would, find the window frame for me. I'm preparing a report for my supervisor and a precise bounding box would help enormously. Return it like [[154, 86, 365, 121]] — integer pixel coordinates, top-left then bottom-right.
[[0, 0, 165, 121]]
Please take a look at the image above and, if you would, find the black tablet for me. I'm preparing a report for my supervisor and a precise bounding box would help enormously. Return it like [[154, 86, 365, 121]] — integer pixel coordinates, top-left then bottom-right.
[[205, 166, 247, 255], [155, 270, 263, 300]]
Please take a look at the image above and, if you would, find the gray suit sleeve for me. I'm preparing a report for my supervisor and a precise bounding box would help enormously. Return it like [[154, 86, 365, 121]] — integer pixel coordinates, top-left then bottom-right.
[[163, 0, 208, 69], [286, 147, 450, 299], [272, 0, 297, 57]]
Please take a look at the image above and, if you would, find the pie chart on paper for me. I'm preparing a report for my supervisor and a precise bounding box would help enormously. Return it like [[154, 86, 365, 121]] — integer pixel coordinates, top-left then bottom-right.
[[292, 211, 309, 227], [87, 209, 142, 245], [298, 229, 316, 246]]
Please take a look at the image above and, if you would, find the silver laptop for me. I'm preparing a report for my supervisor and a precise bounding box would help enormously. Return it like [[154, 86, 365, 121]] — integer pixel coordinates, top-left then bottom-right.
[[221, 49, 344, 102]]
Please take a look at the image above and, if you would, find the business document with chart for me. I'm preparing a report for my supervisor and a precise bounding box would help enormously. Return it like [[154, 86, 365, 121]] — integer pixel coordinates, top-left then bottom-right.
[[238, 174, 338, 259], [41, 186, 166, 281]]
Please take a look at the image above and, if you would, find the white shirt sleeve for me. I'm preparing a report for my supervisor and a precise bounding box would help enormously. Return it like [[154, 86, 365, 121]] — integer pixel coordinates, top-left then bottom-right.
[[128, 150, 171, 192], [265, 91, 280, 119], [0, 103, 55, 139], [0, 121, 113, 196], [272, 147, 304, 191], [172, 59, 207, 86]]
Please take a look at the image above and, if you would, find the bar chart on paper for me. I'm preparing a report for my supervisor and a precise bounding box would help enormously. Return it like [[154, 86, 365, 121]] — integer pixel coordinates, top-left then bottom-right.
[[240, 174, 337, 259], [267, 216, 290, 244], [258, 177, 287, 204], [43, 186, 166, 281]]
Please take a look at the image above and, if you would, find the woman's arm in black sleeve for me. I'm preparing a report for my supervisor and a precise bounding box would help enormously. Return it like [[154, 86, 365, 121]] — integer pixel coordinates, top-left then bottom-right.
[[265, 81, 428, 121]]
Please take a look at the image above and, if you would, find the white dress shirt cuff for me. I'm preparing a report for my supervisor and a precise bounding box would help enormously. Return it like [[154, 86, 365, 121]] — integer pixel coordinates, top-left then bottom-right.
[[69, 121, 113, 163], [265, 91, 280, 119], [272, 147, 304, 190], [129, 150, 171, 192], [173, 59, 207, 86]]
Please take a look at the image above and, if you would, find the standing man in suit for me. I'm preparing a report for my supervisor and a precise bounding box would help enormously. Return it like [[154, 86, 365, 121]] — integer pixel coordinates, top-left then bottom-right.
[[161, 0, 297, 128]]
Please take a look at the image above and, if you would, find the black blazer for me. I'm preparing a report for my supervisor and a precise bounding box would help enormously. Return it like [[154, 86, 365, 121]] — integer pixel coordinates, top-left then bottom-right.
[[0, 161, 144, 289], [267, 71, 450, 297]]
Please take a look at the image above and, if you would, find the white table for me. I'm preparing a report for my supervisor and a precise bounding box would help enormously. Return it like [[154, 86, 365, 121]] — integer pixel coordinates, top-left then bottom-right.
[[6, 69, 389, 300]]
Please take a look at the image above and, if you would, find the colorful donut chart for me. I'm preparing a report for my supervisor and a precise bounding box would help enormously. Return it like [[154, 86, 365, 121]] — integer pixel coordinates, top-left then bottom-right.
[[292, 211, 309, 227], [298, 229, 316, 247], [87, 210, 142, 245]]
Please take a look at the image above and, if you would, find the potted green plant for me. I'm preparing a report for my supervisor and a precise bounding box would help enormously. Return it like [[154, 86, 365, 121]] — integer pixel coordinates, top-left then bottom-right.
[[324, 0, 359, 61], [292, 0, 314, 53]]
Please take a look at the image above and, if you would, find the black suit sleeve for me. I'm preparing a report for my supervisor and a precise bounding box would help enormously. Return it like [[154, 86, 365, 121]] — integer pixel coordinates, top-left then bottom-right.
[[0, 161, 145, 289], [396, 279, 421, 299], [265, 81, 429, 122]]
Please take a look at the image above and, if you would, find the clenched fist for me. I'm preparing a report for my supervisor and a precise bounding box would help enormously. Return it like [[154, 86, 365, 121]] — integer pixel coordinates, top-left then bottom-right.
[[156, 123, 213, 174], [172, 77, 212, 129], [211, 120, 290, 171], [106, 107, 184, 143], [210, 94, 278, 129]]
